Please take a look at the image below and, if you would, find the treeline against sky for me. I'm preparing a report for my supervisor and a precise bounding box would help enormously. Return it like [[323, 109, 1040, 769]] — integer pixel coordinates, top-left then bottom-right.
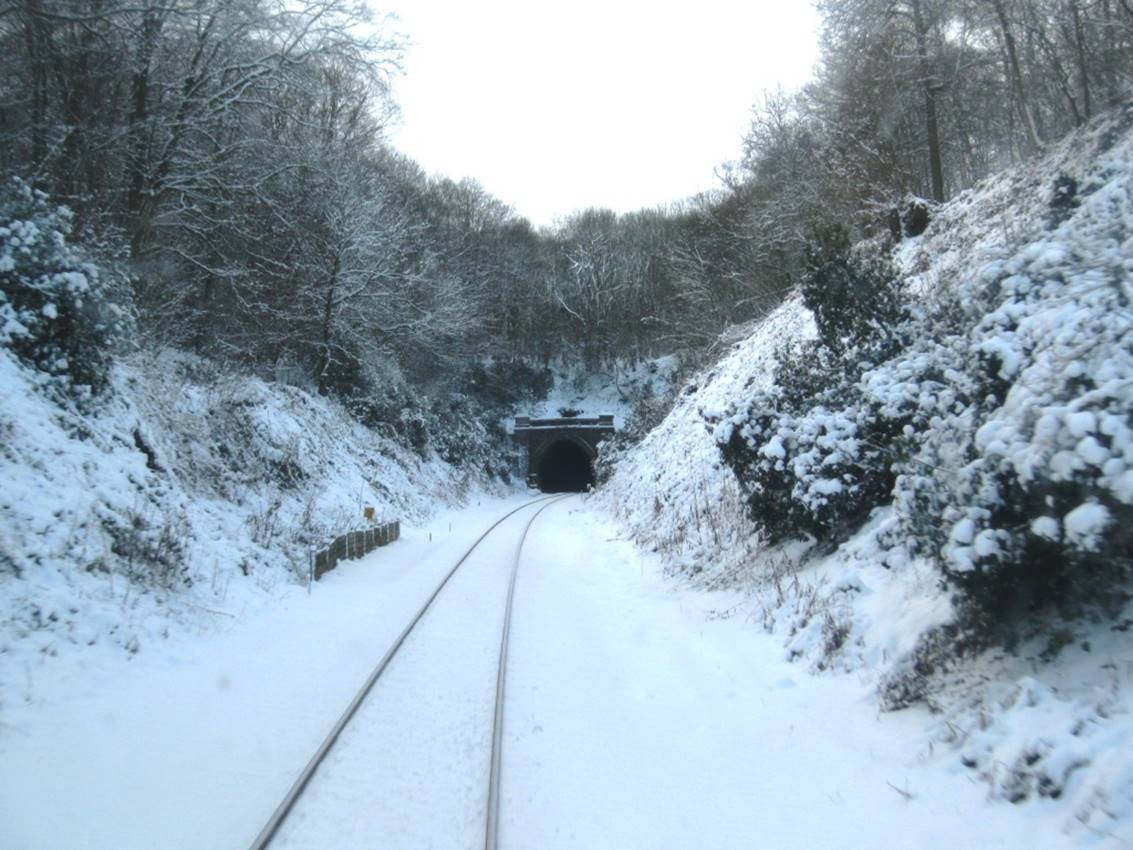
[[755, 0, 1133, 214], [2, 0, 1131, 403]]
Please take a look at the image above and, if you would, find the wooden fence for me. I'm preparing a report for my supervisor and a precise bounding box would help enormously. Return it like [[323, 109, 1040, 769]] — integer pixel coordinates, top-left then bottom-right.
[[311, 520, 400, 582]]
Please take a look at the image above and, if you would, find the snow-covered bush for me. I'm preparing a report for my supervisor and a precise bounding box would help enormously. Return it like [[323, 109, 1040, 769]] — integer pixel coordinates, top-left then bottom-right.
[[714, 344, 900, 544], [712, 233, 911, 544], [0, 179, 123, 396], [716, 147, 1133, 644], [893, 226, 1133, 636], [799, 224, 906, 354]]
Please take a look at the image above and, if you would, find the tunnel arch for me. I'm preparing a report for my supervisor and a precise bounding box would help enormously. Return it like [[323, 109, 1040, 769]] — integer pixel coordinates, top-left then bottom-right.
[[532, 437, 595, 493], [512, 415, 614, 492]]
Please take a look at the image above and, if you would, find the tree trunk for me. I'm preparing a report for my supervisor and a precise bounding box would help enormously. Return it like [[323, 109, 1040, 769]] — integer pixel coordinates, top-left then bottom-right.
[[1068, 0, 1093, 120], [911, 0, 946, 202], [317, 254, 341, 396], [992, 0, 1043, 153], [126, 7, 164, 250], [21, 0, 50, 174], [1036, 14, 1084, 126], [58, 22, 93, 202], [129, 5, 216, 256]]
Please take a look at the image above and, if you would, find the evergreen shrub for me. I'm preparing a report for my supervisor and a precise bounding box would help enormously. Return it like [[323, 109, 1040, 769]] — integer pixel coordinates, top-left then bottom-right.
[[712, 227, 911, 544], [0, 179, 124, 396], [717, 199, 1133, 646]]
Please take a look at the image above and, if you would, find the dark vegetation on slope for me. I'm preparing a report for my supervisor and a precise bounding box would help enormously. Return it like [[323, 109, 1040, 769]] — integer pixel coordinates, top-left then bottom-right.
[[7, 0, 1128, 424], [2, 0, 1132, 621], [0, 182, 125, 398], [713, 119, 1133, 684], [715, 226, 913, 546]]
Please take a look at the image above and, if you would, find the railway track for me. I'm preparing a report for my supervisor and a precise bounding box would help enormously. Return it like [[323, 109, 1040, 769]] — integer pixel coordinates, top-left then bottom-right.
[[248, 494, 569, 850]]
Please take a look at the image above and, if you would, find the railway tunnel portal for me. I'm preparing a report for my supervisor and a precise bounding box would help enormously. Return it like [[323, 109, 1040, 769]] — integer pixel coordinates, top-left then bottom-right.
[[512, 415, 615, 492]]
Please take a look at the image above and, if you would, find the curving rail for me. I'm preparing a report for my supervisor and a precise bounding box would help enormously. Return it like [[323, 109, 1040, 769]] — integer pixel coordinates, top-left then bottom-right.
[[248, 494, 568, 850], [484, 497, 562, 850]]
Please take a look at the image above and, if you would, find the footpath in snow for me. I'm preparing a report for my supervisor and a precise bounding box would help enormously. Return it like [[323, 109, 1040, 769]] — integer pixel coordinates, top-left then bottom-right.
[[0, 496, 1101, 849]]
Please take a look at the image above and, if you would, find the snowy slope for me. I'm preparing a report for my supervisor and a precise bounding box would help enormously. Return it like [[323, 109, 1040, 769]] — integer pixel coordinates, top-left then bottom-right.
[[521, 355, 683, 428], [0, 495, 1098, 850], [0, 345, 498, 713], [593, 297, 815, 578], [596, 105, 1133, 841]]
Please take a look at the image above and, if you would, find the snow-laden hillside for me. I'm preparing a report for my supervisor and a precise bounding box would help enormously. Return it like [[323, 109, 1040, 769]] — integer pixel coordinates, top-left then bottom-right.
[[593, 298, 815, 577], [596, 106, 1133, 842], [0, 345, 494, 711], [519, 355, 683, 428]]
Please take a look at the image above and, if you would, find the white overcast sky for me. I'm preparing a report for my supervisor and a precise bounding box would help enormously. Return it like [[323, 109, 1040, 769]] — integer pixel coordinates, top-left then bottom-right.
[[381, 0, 820, 227]]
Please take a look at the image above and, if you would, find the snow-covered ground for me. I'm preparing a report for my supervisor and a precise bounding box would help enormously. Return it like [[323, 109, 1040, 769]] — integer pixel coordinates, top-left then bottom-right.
[[0, 344, 496, 716], [595, 107, 1133, 842], [0, 496, 1101, 849], [3, 89, 1131, 850], [501, 500, 1066, 850], [0, 495, 531, 849]]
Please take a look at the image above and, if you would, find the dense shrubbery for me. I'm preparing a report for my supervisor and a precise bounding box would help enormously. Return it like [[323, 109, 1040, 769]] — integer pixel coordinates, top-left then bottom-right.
[[413, 359, 553, 479], [891, 259, 1133, 637], [799, 226, 907, 355], [426, 359, 553, 480], [0, 179, 125, 397], [715, 348, 899, 545], [712, 228, 911, 545], [714, 171, 1133, 643], [878, 169, 1132, 638]]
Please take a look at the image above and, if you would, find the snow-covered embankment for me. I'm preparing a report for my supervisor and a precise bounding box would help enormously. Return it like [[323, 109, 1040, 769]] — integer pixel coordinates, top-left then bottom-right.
[[596, 107, 1133, 841], [0, 345, 490, 710]]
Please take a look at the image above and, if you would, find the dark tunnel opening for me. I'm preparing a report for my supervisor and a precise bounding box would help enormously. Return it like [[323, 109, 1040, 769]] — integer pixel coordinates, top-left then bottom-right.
[[536, 439, 595, 493]]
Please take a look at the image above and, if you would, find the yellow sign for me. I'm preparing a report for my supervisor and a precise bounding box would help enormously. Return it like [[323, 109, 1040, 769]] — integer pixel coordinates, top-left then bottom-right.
[[363, 506, 374, 521]]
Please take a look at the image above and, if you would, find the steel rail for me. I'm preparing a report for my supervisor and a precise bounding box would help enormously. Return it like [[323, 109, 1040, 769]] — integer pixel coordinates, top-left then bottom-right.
[[483, 495, 567, 850], [248, 494, 562, 850]]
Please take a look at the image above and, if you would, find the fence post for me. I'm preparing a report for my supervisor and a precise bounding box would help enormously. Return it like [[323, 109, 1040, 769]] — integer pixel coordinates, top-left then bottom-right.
[[309, 519, 399, 584]]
